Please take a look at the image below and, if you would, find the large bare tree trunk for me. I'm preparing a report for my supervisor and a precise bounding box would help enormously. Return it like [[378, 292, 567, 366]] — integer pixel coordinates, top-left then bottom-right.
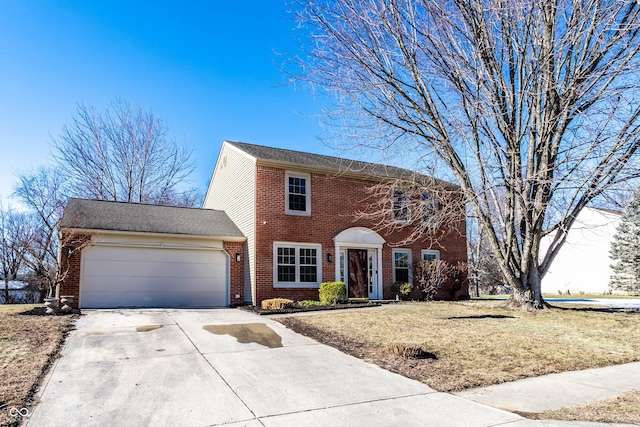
[[291, 0, 640, 309]]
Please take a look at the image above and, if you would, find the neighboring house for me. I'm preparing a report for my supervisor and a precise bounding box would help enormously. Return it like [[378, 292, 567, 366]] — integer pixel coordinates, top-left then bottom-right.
[[203, 141, 468, 305], [59, 141, 468, 308], [540, 207, 621, 295]]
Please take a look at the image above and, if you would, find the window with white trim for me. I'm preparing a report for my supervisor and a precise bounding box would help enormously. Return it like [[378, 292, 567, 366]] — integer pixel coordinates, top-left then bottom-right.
[[421, 192, 438, 227], [274, 242, 321, 287], [392, 248, 412, 284], [392, 189, 410, 223], [285, 171, 311, 216], [421, 249, 440, 263], [421, 249, 441, 287]]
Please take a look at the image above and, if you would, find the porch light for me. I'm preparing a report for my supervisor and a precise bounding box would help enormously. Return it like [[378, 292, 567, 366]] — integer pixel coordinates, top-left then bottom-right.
[[327, 253, 333, 263], [235, 253, 241, 263], [66, 246, 73, 258]]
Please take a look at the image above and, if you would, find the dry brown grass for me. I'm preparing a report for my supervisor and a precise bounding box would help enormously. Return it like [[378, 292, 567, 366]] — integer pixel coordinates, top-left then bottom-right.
[[0, 305, 76, 426], [528, 390, 640, 425], [277, 301, 640, 393]]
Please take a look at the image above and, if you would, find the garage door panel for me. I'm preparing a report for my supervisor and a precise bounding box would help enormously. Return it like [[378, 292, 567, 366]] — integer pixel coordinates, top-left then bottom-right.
[[81, 290, 228, 309], [82, 259, 225, 279], [81, 245, 228, 308], [81, 276, 227, 293]]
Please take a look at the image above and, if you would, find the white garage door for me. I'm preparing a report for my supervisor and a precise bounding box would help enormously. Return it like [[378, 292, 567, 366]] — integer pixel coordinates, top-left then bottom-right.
[[80, 245, 228, 308]]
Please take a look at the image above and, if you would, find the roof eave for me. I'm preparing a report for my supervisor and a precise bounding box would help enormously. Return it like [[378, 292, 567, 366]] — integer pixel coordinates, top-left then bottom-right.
[[60, 227, 247, 243], [255, 158, 459, 189]]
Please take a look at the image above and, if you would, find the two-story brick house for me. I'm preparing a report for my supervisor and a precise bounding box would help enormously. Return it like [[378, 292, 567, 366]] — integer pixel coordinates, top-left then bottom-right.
[[203, 141, 468, 305], [58, 141, 468, 308]]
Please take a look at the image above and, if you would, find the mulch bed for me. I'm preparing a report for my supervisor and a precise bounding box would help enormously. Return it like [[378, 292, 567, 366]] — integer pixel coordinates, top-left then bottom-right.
[[18, 307, 82, 316], [238, 301, 382, 315]]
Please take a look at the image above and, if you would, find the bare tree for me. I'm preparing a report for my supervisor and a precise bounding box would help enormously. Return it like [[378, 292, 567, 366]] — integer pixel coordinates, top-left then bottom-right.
[[13, 167, 67, 299], [53, 99, 199, 206], [0, 200, 31, 302], [291, 0, 640, 309]]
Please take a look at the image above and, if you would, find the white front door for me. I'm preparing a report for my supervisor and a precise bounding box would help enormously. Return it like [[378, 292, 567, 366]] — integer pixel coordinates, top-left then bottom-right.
[[367, 249, 378, 299]]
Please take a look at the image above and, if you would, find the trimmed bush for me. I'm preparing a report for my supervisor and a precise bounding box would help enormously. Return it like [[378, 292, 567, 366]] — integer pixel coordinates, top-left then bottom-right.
[[319, 281, 346, 304], [261, 298, 294, 310], [297, 300, 329, 308], [390, 281, 412, 300]]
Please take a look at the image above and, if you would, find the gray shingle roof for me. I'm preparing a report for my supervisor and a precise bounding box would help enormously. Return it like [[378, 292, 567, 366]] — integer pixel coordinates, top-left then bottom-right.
[[226, 141, 456, 187], [61, 198, 245, 240]]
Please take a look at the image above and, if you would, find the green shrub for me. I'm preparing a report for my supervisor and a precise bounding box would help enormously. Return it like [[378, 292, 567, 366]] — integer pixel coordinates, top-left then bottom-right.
[[261, 298, 294, 310], [319, 281, 346, 304], [297, 300, 329, 308], [390, 281, 412, 300]]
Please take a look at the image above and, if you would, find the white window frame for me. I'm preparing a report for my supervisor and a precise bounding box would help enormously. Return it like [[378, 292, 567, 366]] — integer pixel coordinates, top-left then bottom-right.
[[421, 192, 439, 228], [273, 242, 322, 288], [392, 248, 412, 285], [421, 249, 440, 262], [391, 189, 411, 224], [421, 249, 441, 287], [285, 171, 311, 216]]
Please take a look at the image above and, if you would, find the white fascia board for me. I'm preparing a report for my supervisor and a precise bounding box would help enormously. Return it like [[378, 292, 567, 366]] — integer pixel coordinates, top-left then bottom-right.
[[60, 227, 246, 243]]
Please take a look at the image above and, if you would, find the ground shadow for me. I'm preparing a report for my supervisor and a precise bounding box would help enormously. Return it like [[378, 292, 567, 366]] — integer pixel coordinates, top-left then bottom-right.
[[447, 314, 516, 320], [549, 304, 640, 314]]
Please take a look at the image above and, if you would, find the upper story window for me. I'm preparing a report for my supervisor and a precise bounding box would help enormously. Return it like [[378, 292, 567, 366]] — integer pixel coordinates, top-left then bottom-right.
[[392, 189, 410, 223], [421, 192, 439, 227], [285, 171, 311, 216]]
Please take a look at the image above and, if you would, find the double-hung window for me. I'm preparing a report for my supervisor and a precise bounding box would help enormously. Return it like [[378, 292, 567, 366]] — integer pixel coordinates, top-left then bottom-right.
[[285, 171, 311, 216], [392, 189, 410, 223], [421, 249, 441, 286], [392, 248, 412, 284], [274, 242, 322, 287], [421, 192, 438, 227]]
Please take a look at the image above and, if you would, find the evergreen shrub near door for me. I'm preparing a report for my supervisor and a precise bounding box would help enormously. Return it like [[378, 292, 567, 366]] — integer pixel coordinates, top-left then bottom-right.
[[391, 281, 412, 300], [319, 281, 346, 304]]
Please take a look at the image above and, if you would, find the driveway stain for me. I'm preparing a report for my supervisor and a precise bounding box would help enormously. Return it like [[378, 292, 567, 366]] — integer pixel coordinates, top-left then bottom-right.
[[136, 325, 163, 332], [203, 323, 283, 348]]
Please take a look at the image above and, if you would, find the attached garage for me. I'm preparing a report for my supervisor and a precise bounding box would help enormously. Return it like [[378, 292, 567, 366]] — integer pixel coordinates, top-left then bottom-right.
[[80, 244, 229, 308], [59, 198, 246, 309]]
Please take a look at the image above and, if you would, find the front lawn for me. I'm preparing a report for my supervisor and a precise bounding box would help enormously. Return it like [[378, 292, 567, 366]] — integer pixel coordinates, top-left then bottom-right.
[[276, 301, 640, 393], [0, 305, 76, 426]]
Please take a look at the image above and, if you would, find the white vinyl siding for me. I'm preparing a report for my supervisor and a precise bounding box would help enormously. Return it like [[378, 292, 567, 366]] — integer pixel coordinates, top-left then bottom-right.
[[204, 143, 256, 303]]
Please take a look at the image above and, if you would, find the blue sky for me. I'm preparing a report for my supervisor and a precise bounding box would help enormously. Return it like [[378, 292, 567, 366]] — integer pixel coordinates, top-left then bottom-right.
[[0, 1, 339, 205]]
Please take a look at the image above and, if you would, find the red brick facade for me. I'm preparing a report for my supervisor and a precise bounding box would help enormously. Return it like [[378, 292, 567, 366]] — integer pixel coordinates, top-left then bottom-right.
[[224, 241, 245, 306], [58, 233, 91, 308], [253, 166, 468, 304]]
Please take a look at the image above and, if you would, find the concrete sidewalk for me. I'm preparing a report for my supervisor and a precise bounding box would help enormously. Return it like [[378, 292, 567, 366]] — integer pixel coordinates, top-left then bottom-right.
[[457, 362, 640, 414], [25, 309, 638, 426]]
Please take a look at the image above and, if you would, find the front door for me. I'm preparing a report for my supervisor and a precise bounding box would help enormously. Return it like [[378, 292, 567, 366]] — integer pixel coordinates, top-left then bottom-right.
[[348, 249, 368, 299]]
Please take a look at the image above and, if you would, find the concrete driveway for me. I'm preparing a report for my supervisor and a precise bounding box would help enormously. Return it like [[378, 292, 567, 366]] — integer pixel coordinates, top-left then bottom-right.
[[27, 309, 534, 426]]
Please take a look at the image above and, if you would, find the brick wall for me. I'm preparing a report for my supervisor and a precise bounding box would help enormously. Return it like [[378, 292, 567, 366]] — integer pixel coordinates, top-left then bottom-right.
[[254, 166, 468, 305], [58, 233, 91, 308], [224, 241, 246, 306]]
